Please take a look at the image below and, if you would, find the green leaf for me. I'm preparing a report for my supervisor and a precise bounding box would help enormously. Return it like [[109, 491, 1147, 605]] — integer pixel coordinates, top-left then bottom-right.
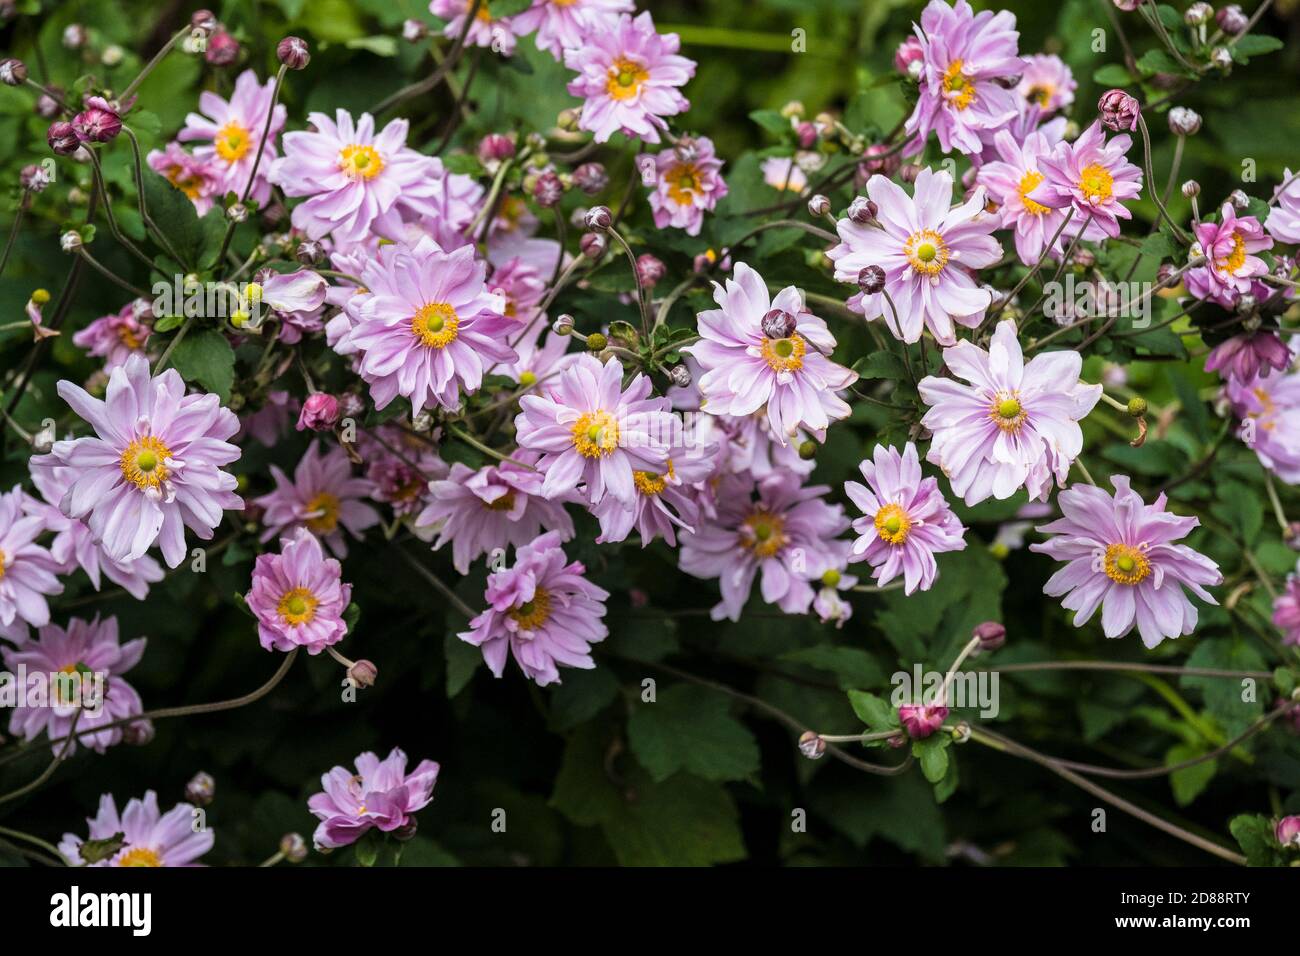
[[1092, 64, 1134, 87], [847, 690, 898, 731], [1137, 48, 1187, 77], [748, 109, 791, 138], [1139, 231, 1178, 260], [1231, 35, 1284, 63], [354, 829, 381, 867], [444, 631, 481, 698], [1181, 637, 1267, 736], [345, 36, 399, 57], [550, 723, 746, 866], [626, 684, 760, 783], [1167, 742, 1216, 806], [169, 329, 235, 402], [912, 734, 951, 783], [1229, 814, 1285, 866], [780, 646, 887, 690], [548, 667, 619, 731], [852, 351, 908, 381]]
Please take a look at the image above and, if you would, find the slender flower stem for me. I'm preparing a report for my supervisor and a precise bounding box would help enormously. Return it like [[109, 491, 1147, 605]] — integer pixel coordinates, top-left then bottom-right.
[[1072, 456, 1097, 486], [76, 248, 149, 297], [607, 224, 653, 339], [0, 651, 300, 771], [0, 825, 65, 864], [937, 637, 981, 703], [152, 314, 195, 374], [120, 26, 189, 102], [988, 209, 1075, 322], [373, 0, 483, 116], [1136, 114, 1191, 244], [446, 424, 537, 470], [215, 65, 288, 270], [395, 545, 478, 620], [1265, 472, 1290, 534], [122, 125, 187, 267], [0, 710, 81, 806], [984, 660, 1273, 679], [970, 726, 1246, 864], [0, 194, 29, 281]]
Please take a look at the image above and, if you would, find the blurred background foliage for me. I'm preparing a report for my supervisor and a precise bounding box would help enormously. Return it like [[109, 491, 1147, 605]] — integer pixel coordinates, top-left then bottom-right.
[[2, 0, 1300, 867]]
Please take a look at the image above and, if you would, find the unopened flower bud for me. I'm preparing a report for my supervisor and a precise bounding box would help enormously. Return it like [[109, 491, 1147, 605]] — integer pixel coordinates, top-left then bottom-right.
[[277, 36, 310, 70], [795, 121, 818, 149], [191, 9, 218, 34], [584, 205, 613, 231], [973, 620, 1006, 651], [848, 196, 877, 224], [899, 163, 922, 184], [59, 230, 83, 252], [1235, 293, 1258, 314], [1184, 1, 1212, 25], [185, 771, 215, 806], [402, 18, 429, 42], [857, 265, 886, 295], [797, 439, 817, 460], [1167, 106, 1201, 137], [898, 703, 949, 739], [206, 30, 240, 66], [553, 314, 575, 336], [808, 194, 831, 217], [123, 718, 155, 746], [1211, 46, 1233, 70], [62, 24, 86, 50], [585, 332, 608, 352], [951, 721, 972, 743], [71, 98, 122, 143], [347, 659, 378, 688], [761, 308, 798, 340], [226, 203, 248, 223], [280, 832, 308, 863], [1284, 521, 1300, 552], [298, 392, 342, 432], [668, 363, 692, 389], [1277, 815, 1300, 848], [1216, 4, 1248, 33], [557, 107, 581, 131], [532, 170, 564, 207], [572, 162, 609, 195], [636, 253, 665, 288], [295, 239, 324, 265], [859, 143, 900, 179], [1229, 188, 1250, 210], [1127, 396, 1148, 417], [780, 100, 805, 119], [579, 232, 606, 259], [35, 87, 62, 118], [477, 133, 515, 163], [0, 58, 26, 86], [894, 36, 923, 76], [1098, 89, 1140, 132], [1181, 179, 1200, 199], [20, 163, 52, 192], [797, 730, 826, 760]]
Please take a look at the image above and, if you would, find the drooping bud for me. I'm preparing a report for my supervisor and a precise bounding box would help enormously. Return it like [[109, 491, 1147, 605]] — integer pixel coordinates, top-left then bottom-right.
[[857, 265, 886, 295], [795, 121, 818, 149], [347, 659, 378, 688], [277, 36, 311, 70], [583, 205, 613, 231], [62, 24, 87, 50], [761, 308, 798, 340], [797, 730, 826, 760], [295, 239, 324, 265], [0, 58, 27, 86], [123, 718, 155, 746], [191, 9, 219, 34], [1097, 89, 1140, 132], [297, 393, 342, 432], [847, 196, 877, 224], [973, 621, 1006, 651], [1126, 396, 1148, 417], [899, 163, 922, 184], [185, 771, 216, 806]]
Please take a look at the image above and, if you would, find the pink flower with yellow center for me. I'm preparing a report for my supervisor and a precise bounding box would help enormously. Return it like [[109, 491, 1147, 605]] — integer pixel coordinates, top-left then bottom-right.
[[976, 129, 1075, 266], [845, 442, 966, 594], [253, 442, 381, 558], [828, 167, 1002, 344], [903, 0, 1024, 156], [563, 11, 695, 144], [1015, 53, 1075, 114], [178, 69, 286, 206], [513, 0, 634, 59], [1185, 203, 1273, 307], [918, 320, 1102, 505], [1030, 120, 1143, 239], [648, 136, 728, 237], [71, 299, 152, 370], [684, 262, 857, 443], [59, 791, 214, 867], [1030, 476, 1221, 648], [308, 749, 440, 850], [430, 0, 519, 54], [246, 528, 352, 655], [146, 141, 223, 215]]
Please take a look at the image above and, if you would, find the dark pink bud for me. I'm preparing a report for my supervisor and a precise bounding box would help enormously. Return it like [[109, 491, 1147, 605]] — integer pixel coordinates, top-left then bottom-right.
[[572, 162, 609, 195], [191, 9, 218, 34], [580, 232, 607, 259], [348, 660, 378, 688], [297, 393, 341, 432], [1097, 89, 1140, 132], [894, 36, 923, 76], [47, 120, 79, 155], [795, 121, 818, 149], [205, 30, 241, 66], [1276, 815, 1300, 848], [477, 133, 516, 163], [761, 308, 798, 340], [973, 620, 1006, 651], [277, 36, 310, 70], [635, 253, 666, 288], [71, 97, 122, 143], [898, 703, 949, 739], [857, 265, 886, 295], [532, 171, 564, 208], [859, 143, 900, 179], [1216, 4, 1248, 33]]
